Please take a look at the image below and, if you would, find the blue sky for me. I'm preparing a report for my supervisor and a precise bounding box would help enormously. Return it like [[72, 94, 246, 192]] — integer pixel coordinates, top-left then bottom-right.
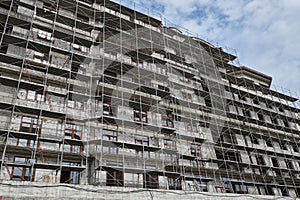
[[114, 0, 300, 101]]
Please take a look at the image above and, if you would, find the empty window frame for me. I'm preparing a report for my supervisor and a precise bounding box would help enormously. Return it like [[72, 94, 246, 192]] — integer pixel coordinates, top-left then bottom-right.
[[33, 52, 48, 63], [18, 116, 41, 147], [71, 62, 87, 74], [265, 138, 274, 147], [137, 62, 143, 68], [195, 180, 208, 192], [248, 152, 253, 164], [106, 169, 123, 186], [168, 177, 182, 190], [131, 59, 137, 67], [165, 153, 177, 162], [219, 134, 230, 144], [278, 106, 285, 113], [72, 43, 88, 54], [135, 135, 150, 158], [265, 186, 275, 195], [282, 120, 290, 128], [25, 90, 45, 102], [242, 109, 251, 118], [252, 99, 259, 105], [199, 120, 209, 128], [271, 157, 279, 167], [42, 0, 58, 12], [182, 91, 192, 102], [216, 150, 225, 160], [103, 51, 117, 60], [143, 174, 159, 189], [250, 135, 259, 145], [103, 103, 112, 115], [64, 123, 82, 153], [190, 144, 201, 157], [67, 99, 85, 110], [270, 117, 279, 125], [60, 162, 81, 184], [255, 155, 265, 166], [102, 129, 118, 154], [95, 100, 103, 113], [221, 178, 247, 194], [164, 139, 177, 161], [224, 151, 241, 162], [279, 142, 288, 150], [238, 93, 247, 101], [134, 110, 148, 123], [20, 116, 41, 134], [292, 144, 299, 153], [233, 183, 248, 194], [257, 113, 264, 121], [187, 121, 198, 132], [156, 65, 167, 75], [12, 157, 35, 181], [157, 84, 170, 92], [285, 160, 294, 170], [179, 76, 191, 84], [161, 114, 174, 128], [131, 59, 143, 68], [281, 187, 290, 197], [104, 69, 117, 78], [222, 179, 233, 193], [220, 132, 237, 144], [37, 30, 53, 42], [77, 13, 89, 22], [267, 104, 273, 110], [164, 139, 176, 150], [200, 77, 209, 92]]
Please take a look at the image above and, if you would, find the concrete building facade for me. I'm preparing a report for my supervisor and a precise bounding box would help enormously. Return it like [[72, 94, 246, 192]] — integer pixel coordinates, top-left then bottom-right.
[[0, 0, 300, 199]]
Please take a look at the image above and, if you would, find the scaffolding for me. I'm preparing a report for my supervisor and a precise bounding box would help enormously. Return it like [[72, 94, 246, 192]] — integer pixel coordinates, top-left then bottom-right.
[[0, 0, 300, 199]]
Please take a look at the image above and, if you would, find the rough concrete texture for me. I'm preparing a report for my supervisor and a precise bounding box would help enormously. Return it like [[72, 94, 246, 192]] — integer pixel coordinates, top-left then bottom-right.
[[0, 181, 297, 200]]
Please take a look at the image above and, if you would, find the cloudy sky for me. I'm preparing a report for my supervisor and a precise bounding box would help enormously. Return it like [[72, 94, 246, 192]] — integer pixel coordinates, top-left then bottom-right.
[[115, 0, 300, 100]]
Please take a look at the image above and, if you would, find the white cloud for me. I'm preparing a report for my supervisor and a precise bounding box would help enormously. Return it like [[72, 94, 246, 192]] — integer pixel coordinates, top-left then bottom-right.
[[124, 0, 300, 98]]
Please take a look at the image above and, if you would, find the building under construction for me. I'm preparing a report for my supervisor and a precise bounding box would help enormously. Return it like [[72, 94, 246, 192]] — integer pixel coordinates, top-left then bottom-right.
[[0, 0, 300, 199]]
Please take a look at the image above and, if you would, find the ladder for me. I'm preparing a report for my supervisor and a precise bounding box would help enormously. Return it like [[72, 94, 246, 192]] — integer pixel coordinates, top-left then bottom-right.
[[49, 0, 57, 11], [63, 55, 70, 69], [24, 63, 31, 82], [193, 179, 201, 191], [30, 28, 35, 40], [12, 5, 17, 15], [200, 161, 205, 176], [38, 147, 45, 163], [45, 86, 54, 111], [211, 176, 226, 193], [3, 161, 11, 179]]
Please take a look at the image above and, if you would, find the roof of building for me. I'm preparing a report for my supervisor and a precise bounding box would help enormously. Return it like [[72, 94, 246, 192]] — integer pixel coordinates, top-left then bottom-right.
[[239, 66, 272, 81]]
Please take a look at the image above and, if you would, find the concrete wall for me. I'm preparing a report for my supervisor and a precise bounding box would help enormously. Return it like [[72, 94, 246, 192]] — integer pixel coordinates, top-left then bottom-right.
[[0, 181, 297, 200]]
